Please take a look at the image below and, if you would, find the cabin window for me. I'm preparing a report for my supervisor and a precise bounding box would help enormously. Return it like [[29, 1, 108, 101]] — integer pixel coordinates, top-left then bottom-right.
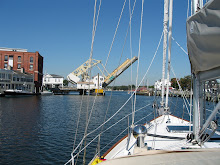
[[30, 64, 33, 70], [18, 56, 21, 62], [4, 55, 8, 61], [17, 64, 21, 69], [166, 126, 193, 133], [30, 57, 33, 63]]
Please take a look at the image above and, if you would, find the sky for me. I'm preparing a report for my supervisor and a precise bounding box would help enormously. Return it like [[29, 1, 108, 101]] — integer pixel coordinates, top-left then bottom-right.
[[0, 0, 192, 86]]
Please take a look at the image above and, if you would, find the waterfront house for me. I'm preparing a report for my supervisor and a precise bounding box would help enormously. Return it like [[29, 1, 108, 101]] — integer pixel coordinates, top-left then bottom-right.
[[0, 69, 34, 95], [154, 79, 171, 91], [43, 73, 64, 89]]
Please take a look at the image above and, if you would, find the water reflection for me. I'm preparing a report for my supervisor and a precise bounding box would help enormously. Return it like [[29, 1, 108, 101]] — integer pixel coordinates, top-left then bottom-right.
[[0, 92, 218, 164]]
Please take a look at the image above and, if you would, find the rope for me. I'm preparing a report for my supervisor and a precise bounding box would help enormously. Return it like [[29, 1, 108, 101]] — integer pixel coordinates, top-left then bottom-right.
[[129, 0, 134, 118], [133, 0, 144, 125], [71, 4, 163, 162], [171, 36, 188, 55], [134, 111, 154, 125], [104, 0, 127, 68], [73, 89, 85, 150], [68, 29, 166, 160], [67, 103, 152, 164], [100, 0, 137, 136], [187, 0, 190, 18], [170, 65, 191, 117]]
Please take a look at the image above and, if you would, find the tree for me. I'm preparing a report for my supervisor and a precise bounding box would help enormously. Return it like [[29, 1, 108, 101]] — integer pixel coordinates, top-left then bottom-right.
[[171, 78, 179, 89], [63, 79, 69, 86], [179, 75, 191, 90]]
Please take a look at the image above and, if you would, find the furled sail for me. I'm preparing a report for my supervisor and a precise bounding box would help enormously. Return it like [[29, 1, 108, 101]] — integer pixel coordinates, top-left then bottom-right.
[[186, 0, 220, 74]]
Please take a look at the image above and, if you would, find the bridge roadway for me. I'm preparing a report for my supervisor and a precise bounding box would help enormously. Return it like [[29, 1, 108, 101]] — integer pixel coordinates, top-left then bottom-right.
[[51, 87, 78, 95]]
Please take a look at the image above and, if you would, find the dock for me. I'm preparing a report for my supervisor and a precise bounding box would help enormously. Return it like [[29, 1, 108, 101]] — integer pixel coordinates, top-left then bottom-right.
[[136, 90, 220, 102], [51, 87, 78, 95]]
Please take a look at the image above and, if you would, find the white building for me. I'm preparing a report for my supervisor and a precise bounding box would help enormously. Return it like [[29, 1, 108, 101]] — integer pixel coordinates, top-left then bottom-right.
[[77, 75, 104, 90], [154, 79, 171, 90], [43, 74, 64, 89]]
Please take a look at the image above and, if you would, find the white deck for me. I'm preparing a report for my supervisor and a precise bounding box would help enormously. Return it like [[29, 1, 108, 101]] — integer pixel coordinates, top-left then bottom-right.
[[100, 149, 220, 165], [103, 115, 220, 161]]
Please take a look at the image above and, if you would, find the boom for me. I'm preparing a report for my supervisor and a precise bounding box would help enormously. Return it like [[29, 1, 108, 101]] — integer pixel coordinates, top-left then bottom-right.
[[102, 56, 138, 87]]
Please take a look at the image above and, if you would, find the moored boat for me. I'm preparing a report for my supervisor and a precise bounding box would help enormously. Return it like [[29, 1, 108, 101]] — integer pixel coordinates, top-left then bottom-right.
[[4, 89, 35, 96]]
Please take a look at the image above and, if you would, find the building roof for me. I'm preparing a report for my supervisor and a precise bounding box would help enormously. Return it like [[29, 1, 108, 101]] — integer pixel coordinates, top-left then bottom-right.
[[0, 47, 27, 52], [44, 74, 63, 78]]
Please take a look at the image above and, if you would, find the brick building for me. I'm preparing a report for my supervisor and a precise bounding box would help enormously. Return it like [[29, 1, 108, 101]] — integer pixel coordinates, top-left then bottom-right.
[[0, 47, 43, 93]]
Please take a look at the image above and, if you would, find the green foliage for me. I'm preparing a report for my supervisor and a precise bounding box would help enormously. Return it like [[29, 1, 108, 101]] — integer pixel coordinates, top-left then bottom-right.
[[179, 75, 192, 90], [170, 75, 192, 90], [171, 78, 179, 89], [148, 85, 154, 88], [107, 85, 136, 91], [63, 79, 69, 86]]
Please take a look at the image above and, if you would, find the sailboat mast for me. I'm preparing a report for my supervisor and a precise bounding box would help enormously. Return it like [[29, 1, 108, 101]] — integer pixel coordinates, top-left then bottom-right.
[[161, 0, 169, 107], [165, 0, 173, 110], [191, 0, 204, 142], [192, 0, 203, 14]]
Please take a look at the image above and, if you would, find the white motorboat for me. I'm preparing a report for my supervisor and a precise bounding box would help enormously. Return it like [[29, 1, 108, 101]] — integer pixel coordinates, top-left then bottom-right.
[[4, 89, 34, 96], [41, 90, 53, 96]]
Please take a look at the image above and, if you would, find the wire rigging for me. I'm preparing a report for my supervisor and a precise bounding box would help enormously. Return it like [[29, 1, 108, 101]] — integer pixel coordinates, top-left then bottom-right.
[[104, 0, 127, 68], [133, 0, 144, 126]]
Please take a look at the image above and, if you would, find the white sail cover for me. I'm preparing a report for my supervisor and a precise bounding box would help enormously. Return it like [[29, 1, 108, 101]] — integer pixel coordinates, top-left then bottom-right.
[[186, 0, 220, 74]]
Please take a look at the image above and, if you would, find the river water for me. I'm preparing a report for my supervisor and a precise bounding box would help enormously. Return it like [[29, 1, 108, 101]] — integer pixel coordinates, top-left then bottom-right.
[[0, 91, 209, 164]]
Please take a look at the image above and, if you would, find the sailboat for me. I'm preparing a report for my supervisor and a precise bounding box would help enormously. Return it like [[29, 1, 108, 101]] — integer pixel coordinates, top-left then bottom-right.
[[65, 0, 220, 164]]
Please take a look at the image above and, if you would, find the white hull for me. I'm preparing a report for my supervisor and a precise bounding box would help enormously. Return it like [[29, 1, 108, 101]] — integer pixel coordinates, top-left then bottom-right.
[[4, 89, 34, 96], [101, 114, 220, 163], [41, 91, 53, 96]]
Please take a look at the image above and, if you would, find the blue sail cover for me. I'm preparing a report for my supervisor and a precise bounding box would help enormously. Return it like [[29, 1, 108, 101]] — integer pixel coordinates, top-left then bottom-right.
[[186, 0, 220, 74]]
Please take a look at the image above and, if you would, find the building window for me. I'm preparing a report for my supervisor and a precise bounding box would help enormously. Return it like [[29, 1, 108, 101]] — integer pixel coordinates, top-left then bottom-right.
[[4, 63, 7, 68], [30, 64, 33, 70], [4, 55, 8, 61], [18, 56, 21, 62], [17, 64, 21, 69], [30, 57, 33, 63]]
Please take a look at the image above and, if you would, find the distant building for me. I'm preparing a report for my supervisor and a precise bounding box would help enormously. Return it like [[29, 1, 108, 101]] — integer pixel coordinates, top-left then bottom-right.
[[43, 74, 64, 89], [77, 75, 104, 90], [154, 79, 171, 90], [0, 69, 34, 94], [0, 47, 43, 93]]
